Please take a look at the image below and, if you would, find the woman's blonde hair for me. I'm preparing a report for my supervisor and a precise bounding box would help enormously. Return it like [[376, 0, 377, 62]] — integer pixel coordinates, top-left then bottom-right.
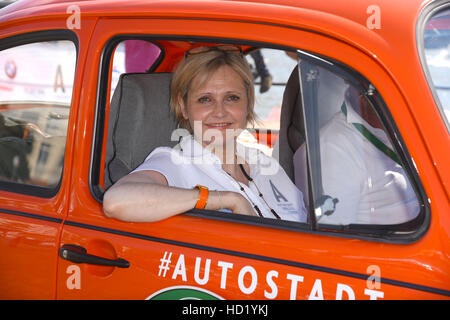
[[170, 48, 256, 132]]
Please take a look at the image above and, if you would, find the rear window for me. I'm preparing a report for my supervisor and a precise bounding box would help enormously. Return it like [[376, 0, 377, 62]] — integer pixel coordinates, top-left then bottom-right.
[[421, 6, 450, 130], [0, 39, 76, 193]]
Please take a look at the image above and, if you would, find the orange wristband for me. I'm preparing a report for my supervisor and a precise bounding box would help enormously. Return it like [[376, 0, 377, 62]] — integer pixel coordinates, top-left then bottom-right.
[[194, 185, 209, 209]]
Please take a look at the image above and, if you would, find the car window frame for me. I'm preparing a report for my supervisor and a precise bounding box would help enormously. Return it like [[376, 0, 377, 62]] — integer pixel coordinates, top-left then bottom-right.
[[417, 0, 450, 132], [0, 29, 79, 197], [90, 34, 429, 243]]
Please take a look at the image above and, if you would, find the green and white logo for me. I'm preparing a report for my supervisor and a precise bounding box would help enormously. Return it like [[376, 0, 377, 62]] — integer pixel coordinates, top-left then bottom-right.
[[146, 286, 224, 300]]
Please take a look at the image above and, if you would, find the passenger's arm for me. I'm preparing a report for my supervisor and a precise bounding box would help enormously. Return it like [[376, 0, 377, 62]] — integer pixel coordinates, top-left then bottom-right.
[[102, 170, 255, 222]]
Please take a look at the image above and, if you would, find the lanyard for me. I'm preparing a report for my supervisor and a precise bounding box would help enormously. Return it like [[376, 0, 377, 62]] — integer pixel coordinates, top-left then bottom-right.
[[341, 102, 402, 166]]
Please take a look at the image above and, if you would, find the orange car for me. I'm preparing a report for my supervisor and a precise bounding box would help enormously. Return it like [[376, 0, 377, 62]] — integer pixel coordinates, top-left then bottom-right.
[[0, 0, 448, 300]]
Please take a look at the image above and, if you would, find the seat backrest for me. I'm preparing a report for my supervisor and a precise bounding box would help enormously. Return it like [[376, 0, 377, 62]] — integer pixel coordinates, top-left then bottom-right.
[[277, 66, 305, 180], [104, 72, 178, 189]]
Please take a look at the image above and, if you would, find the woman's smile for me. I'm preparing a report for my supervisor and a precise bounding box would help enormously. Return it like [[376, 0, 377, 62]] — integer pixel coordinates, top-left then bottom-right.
[[204, 122, 233, 129]]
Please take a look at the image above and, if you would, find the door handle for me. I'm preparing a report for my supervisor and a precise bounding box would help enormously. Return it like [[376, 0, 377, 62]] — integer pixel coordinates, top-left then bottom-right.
[[59, 244, 130, 268]]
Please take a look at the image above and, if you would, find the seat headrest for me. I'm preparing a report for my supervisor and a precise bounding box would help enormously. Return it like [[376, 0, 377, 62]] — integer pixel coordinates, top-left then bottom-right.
[[104, 72, 178, 189]]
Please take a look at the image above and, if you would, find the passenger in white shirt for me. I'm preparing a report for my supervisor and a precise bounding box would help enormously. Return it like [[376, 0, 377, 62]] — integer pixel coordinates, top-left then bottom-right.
[[103, 46, 307, 223], [294, 88, 420, 225]]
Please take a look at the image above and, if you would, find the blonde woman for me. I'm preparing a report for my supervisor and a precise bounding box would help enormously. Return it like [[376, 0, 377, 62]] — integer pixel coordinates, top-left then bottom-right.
[[103, 46, 307, 223]]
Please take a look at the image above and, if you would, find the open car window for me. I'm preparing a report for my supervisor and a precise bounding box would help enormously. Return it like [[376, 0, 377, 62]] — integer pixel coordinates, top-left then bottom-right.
[[95, 38, 308, 226], [93, 37, 427, 240]]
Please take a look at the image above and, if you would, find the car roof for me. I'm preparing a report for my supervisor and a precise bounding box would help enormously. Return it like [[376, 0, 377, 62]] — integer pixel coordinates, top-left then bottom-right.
[[0, 0, 429, 25], [0, 0, 433, 79]]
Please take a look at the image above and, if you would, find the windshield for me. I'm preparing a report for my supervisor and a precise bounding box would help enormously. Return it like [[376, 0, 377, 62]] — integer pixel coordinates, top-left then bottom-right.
[[422, 7, 450, 129]]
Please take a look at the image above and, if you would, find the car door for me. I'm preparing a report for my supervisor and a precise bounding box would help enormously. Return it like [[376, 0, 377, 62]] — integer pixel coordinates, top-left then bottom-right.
[[56, 13, 449, 300], [0, 29, 78, 299]]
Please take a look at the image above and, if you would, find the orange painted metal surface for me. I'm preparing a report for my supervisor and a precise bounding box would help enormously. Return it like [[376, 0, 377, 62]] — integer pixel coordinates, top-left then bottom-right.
[[0, 0, 448, 300]]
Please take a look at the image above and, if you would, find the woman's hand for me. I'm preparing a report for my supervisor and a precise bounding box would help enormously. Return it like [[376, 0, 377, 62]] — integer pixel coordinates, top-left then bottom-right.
[[221, 191, 257, 217]]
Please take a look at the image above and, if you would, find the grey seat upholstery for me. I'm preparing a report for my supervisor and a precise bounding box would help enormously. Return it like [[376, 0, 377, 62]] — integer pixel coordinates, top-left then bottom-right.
[[277, 66, 305, 181], [104, 72, 178, 189]]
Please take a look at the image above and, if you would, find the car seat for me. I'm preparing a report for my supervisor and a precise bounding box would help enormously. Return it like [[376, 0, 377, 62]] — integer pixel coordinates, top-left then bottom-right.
[[104, 72, 179, 189], [276, 65, 306, 181]]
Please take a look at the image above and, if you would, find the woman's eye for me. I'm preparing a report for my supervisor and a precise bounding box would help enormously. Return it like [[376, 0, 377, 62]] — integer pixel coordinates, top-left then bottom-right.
[[198, 96, 210, 103], [227, 95, 240, 102]]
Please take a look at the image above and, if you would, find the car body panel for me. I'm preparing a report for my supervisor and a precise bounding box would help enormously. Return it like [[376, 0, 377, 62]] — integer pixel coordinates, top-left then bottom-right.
[[0, 0, 448, 299]]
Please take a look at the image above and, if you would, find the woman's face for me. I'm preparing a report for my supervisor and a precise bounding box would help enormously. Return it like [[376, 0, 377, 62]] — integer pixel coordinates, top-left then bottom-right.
[[180, 64, 249, 150]]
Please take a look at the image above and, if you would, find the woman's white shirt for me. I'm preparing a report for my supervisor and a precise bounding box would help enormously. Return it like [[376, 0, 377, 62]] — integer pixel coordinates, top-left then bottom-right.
[[132, 135, 307, 223]]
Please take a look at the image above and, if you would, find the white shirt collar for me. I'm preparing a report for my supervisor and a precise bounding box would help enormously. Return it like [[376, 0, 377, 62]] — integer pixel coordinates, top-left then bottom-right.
[[344, 97, 373, 128], [177, 134, 269, 171], [343, 98, 391, 147], [178, 135, 220, 164]]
